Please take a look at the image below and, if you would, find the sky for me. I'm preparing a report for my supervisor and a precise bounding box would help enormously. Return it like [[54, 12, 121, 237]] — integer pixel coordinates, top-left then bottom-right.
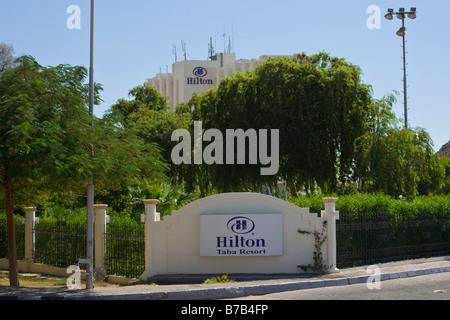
[[1, 0, 449, 151]]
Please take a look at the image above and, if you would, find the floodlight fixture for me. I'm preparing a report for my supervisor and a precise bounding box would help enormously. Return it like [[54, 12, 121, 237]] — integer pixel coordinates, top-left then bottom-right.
[[397, 7, 405, 19], [396, 27, 406, 37], [385, 8, 394, 20], [408, 7, 417, 19]]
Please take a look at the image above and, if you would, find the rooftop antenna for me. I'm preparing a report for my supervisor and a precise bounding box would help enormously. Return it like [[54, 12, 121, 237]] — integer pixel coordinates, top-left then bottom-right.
[[231, 22, 235, 53], [208, 36, 216, 60], [172, 44, 177, 63], [223, 30, 226, 53], [181, 40, 187, 60]]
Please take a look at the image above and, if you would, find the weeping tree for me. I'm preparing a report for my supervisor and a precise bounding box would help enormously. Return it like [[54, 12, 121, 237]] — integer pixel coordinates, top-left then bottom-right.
[[353, 94, 445, 198], [192, 52, 373, 196]]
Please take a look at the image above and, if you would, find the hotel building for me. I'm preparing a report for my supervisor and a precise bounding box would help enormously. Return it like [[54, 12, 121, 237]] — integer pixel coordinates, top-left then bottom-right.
[[146, 53, 294, 107]]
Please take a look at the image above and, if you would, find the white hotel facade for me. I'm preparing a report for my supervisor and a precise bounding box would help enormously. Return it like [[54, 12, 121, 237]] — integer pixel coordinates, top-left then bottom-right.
[[146, 53, 294, 107]]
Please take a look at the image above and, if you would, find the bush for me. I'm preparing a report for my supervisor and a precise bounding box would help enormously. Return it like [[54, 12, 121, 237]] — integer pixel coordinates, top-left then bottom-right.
[[289, 192, 450, 267], [288, 193, 450, 220]]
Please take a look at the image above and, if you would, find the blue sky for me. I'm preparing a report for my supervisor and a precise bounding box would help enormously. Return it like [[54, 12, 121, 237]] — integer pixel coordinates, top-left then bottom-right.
[[1, 0, 449, 151]]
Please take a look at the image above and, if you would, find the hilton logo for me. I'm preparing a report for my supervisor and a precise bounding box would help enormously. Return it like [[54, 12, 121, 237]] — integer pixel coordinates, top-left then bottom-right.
[[187, 67, 213, 85], [227, 217, 255, 234], [193, 67, 207, 77]]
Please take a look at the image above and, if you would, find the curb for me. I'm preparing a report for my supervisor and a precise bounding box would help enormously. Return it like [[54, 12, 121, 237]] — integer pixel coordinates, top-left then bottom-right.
[[11, 265, 448, 300]]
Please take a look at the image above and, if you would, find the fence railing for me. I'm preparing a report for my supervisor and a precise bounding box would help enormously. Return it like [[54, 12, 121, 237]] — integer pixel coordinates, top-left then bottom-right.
[[336, 211, 450, 268], [1, 208, 450, 279], [0, 212, 146, 280], [34, 220, 86, 268], [0, 218, 25, 261], [105, 223, 145, 279]]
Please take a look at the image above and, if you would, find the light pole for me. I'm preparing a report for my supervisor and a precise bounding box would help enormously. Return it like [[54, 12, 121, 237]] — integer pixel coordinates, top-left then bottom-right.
[[384, 7, 417, 129], [86, 0, 95, 290]]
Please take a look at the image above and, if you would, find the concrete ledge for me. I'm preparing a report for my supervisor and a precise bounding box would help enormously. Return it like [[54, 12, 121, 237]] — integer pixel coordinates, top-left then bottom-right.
[[2, 259, 450, 300], [0, 258, 81, 278]]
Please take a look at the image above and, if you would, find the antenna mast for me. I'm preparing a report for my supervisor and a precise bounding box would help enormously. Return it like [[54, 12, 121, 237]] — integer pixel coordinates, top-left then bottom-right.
[[181, 40, 187, 60], [208, 36, 215, 60], [172, 44, 177, 63], [231, 22, 235, 53]]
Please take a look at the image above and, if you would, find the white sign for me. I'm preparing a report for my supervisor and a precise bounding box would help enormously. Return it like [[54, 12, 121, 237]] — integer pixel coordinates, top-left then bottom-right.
[[200, 214, 282, 257]]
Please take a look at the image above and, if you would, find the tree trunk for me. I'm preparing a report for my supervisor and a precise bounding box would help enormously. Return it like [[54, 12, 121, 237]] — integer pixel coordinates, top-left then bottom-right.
[[286, 178, 299, 198], [3, 171, 19, 287]]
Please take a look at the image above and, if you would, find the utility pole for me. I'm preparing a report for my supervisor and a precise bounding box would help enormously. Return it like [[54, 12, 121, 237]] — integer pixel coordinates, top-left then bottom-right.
[[400, 16, 408, 129], [86, 0, 95, 290], [384, 7, 417, 129]]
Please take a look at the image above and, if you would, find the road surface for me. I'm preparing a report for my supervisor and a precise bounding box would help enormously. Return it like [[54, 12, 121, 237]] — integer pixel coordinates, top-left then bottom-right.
[[236, 272, 450, 300]]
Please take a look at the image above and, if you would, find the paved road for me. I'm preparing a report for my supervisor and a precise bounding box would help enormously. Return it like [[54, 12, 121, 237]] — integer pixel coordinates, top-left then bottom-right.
[[237, 272, 450, 300]]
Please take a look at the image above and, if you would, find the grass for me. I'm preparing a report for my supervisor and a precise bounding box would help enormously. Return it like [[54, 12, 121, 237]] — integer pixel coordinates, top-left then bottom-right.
[[0, 271, 119, 288]]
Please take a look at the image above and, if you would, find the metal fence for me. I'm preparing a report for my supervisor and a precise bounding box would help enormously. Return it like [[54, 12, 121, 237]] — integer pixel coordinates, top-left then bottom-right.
[[105, 222, 145, 279], [0, 219, 25, 261], [336, 211, 450, 268], [0, 219, 145, 279], [34, 220, 86, 268], [2, 213, 450, 278]]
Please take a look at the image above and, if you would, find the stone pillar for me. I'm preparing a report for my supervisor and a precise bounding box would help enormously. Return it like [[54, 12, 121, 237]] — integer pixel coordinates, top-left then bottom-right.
[[141, 199, 159, 280], [24, 207, 36, 262], [323, 198, 339, 273], [94, 204, 108, 278]]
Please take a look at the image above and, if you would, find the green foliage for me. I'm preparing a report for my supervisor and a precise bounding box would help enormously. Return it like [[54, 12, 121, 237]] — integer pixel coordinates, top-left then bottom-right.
[[91, 115, 168, 197], [0, 56, 94, 205], [203, 274, 234, 284], [288, 192, 450, 220], [354, 127, 445, 199], [298, 222, 328, 274], [0, 43, 16, 73], [191, 52, 374, 194], [288, 193, 326, 214], [189, 53, 445, 198], [111, 182, 192, 220], [109, 84, 169, 125], [42, 207, 87, 223], [0, 55, 167, 207], [437, 157, 450, 194], [108, 83, 211, 197], [0, 55, 169, 285]]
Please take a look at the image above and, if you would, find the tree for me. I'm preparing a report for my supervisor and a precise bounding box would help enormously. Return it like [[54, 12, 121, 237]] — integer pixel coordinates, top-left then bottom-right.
[[110, 83, 169, 126], [89, 114, 168, 205], [0, 56, 92, 285], [192, 52, 373, 195], [353, 96, 445, 199], [0, 43, 15, 73], [0, 56, 167, 286], [436, 156, 450, 194], [109, 84, 205, 195]]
